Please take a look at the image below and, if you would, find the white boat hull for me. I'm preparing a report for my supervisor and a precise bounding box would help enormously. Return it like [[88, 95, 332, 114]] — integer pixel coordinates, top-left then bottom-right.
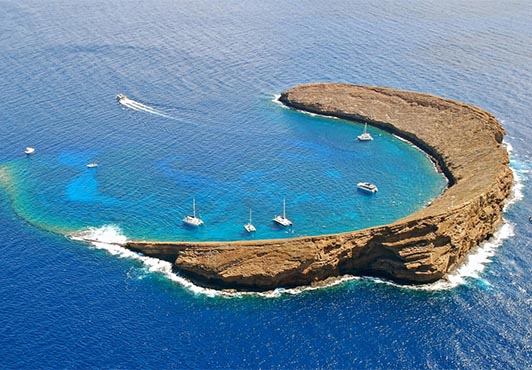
[[183, 216, 203, 227], [357, 133, 373, 141], [357, 182, 378, 193], [244, 223, 256, 232], [273, 215, 292, 227]]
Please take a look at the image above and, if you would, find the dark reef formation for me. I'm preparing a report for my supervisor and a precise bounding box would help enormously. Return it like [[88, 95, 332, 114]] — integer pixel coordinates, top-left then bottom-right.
[[125, 83, 513, 291]]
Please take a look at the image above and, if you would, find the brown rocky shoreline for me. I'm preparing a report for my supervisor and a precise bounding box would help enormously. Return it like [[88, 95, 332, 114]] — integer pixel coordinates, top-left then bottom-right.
[[125, 83, 513, 291]]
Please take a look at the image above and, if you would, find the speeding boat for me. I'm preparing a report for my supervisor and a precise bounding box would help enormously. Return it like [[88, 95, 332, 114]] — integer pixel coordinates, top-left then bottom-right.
[[183, 197, 204, 227], [116, 93, 126, 102], [357, 123, 373, 141], [357, 182, 378, 193], [273, 198, 292, 227], [24, 147, 35, 155]]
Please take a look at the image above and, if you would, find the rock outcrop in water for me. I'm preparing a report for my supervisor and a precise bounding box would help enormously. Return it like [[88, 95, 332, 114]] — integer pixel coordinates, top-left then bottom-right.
[[126, 83, 513, 291]]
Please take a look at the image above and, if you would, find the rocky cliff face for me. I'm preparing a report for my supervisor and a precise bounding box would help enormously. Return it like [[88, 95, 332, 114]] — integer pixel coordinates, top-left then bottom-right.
[[125, 83, 513, 291]]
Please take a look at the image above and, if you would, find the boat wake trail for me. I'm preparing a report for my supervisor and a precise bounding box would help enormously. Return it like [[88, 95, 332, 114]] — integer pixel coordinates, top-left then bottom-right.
[[117, 95, 176, 120]]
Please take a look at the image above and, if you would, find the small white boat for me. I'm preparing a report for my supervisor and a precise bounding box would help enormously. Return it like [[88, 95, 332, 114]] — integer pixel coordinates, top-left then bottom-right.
[[273, 198, 292, 227], [24, 147, 35, 155], [183, 197, 204, 227], [116, 93, 126, 102], [86, 163, 98, 168], [357, 182, 378, 193], [244, 208, 256, 233], [357, 123, 373, 141]]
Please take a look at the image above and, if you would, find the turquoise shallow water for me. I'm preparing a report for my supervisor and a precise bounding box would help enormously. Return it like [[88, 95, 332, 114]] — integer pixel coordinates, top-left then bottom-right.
[[0, 1, 531, 368], [3, 98, 446, 241]]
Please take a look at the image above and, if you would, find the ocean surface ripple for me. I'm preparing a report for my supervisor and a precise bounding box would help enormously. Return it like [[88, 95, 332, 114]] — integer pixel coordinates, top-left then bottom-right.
[[0, 1, 531, 369]]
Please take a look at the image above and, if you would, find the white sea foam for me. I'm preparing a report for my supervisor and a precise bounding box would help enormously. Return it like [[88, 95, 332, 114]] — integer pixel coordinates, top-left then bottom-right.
[[66, 137, 523, 299], [253, 220, 514, 294], [67, 216, 515, 298], [379, 139, 521, 291], [271, 94, 282, 105], [504, 141, 525, 211], [119, 97, 175, 119], [68, 225, 238, 298], [67, 225, 360, 299], [272, 93, 339, 119], [213, 139, 522, 296], [409, 221, 514, 291]]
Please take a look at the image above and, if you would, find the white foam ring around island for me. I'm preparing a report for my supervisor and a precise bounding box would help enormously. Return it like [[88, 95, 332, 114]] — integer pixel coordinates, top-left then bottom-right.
[[119, 97, 175, 120], [66, 140, 521, 299]]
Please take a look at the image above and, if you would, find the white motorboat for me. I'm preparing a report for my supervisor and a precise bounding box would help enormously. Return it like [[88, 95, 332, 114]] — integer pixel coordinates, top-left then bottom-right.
[[357, 182, 378, 193], [273, 198, 292, 227], [357, 123, 373, 141], [244, 208, 256, 233], [86, 163, 98, 168], [24, 147, 35, 155], [116, 93, 126, 102], [183, 197, 204, 227]]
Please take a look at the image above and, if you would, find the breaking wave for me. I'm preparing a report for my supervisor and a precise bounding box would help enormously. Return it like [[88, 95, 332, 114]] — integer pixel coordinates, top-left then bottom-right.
[[66, 214, 516, 298], [360, 221, 515, 291], [504, 141, 525, 211], [68, 225, 242, 298], [272, 93, 339, 119], [65, 140, 522, 299]]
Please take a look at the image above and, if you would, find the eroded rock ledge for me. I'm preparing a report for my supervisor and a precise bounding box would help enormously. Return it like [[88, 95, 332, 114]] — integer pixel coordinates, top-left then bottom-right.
[[125, 83, 512, 291]]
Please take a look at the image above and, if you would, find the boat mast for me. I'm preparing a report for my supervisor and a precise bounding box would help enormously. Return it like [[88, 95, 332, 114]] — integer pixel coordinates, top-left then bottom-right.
[[283, 198, 286, 219], [249, 208, 252, 223], [192, 197, 196, 218]]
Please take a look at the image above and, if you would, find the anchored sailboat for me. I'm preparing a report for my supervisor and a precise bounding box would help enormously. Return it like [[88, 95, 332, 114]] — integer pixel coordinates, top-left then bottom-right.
[[357, 123, 373, 141], [357, 182, 378, 193], [244, 208, 256, 233], [273, 198, 292, 227], [183, 197, 204, 227]]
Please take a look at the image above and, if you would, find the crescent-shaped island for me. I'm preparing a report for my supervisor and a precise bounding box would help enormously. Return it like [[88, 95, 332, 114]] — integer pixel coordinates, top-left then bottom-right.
[[125, 83, 513, 291]]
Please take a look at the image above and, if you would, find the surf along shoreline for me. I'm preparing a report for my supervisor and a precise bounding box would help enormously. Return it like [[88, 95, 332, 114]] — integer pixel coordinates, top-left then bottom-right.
[[125, 83, 513, 291]]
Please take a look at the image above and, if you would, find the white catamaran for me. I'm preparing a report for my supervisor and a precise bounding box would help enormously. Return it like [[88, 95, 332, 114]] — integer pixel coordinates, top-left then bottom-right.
[[183, 197, 204, 227], [357, 123, 373, 141], [273, 198, 292, 227], [244, 208, 256, 233], [357, 182, 378, 193]]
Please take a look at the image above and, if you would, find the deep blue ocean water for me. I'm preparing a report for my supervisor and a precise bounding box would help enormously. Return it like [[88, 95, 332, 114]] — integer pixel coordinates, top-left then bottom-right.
[[1, 1, 531, 368]]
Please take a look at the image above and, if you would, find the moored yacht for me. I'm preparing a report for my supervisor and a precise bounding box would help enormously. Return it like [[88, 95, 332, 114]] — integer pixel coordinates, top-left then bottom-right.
[[273, 198, 292, 227], [357, 182, 378, 193], [183, 197, 204, 227], [243, 208, 256, 233], [24, 147, 35, 155], [86, 163, 98, 168], [357, 123, 373, 141]]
